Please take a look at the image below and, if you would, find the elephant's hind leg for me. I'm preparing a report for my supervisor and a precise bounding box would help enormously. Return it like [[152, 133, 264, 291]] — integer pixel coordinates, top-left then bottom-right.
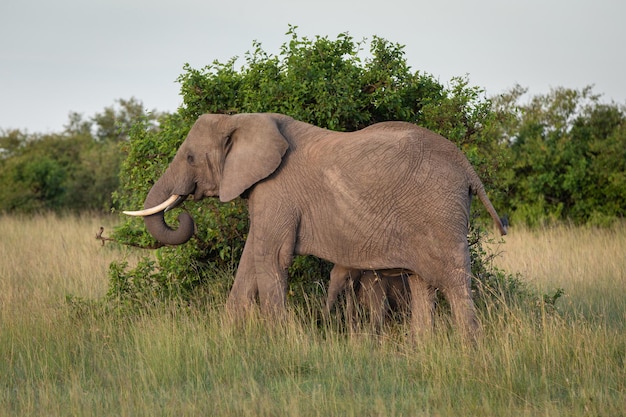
[[442, 268, 480, 341], [408, 275, 437, 340]]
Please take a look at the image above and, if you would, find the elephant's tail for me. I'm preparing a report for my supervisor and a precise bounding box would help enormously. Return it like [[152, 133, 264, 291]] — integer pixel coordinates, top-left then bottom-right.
[[474, 184, 508, 235], [466, 165, 508, 236]]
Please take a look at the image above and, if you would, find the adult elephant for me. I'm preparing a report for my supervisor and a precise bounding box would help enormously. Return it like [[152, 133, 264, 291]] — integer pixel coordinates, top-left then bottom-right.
[[124, 113, 507, 339]]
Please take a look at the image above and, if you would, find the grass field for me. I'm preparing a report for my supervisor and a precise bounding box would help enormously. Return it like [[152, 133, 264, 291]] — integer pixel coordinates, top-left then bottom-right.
[[1, 214, 624, 416]]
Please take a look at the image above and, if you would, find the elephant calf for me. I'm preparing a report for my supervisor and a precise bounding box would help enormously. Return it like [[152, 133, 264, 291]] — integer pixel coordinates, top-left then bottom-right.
[[327, 265, 411, 330]]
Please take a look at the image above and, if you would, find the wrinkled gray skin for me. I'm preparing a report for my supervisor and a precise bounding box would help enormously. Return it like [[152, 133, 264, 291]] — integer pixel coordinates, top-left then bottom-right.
[[327, 266, 412, 331], [136, 113, 507, 339]]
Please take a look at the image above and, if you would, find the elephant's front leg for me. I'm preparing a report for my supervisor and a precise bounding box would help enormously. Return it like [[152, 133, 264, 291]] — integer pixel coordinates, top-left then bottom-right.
[[256, 272, 288, 314], [226, 233, 259, 314], [253, 228, 296, 314]]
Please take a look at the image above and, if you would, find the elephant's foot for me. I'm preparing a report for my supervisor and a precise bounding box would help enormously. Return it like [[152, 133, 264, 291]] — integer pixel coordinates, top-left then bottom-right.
[[225, 274, 258, 315], [445, 283, 482, 343]]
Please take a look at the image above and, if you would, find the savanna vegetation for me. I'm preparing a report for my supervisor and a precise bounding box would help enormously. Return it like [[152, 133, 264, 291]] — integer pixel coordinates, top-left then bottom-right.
[[1, 28, 625, 415], [0, 214, 623, 416]]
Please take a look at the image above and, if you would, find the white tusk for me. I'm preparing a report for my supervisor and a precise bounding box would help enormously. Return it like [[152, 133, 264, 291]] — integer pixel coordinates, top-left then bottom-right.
[[123, 195, 181, 217]]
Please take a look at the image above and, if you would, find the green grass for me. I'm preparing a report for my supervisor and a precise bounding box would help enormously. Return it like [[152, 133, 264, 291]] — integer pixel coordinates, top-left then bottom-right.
[[1, 214, 624, 416]]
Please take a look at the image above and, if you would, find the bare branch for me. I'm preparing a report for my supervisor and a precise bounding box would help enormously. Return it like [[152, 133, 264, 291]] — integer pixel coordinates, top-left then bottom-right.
[[95, 226, 164, 249]]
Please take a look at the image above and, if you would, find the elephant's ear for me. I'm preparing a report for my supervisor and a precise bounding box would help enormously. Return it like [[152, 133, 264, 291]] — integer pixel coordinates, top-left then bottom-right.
[[219, 114, 289, 202]]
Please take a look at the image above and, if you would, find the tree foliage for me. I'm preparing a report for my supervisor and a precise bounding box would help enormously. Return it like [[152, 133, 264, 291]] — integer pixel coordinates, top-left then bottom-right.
[[491, 86, 626, 226], [110, 28, 510, 306], [0, 98, 160, 213]]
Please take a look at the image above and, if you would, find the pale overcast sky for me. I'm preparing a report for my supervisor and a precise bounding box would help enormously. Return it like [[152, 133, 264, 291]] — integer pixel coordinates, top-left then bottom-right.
[[1, 0, 624, 133]]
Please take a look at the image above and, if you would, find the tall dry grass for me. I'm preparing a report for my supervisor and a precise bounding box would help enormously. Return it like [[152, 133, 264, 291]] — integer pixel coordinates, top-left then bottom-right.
[[0, 214, 140, 319], [1, 214, 624, 416], [488, 223, 626, 329]]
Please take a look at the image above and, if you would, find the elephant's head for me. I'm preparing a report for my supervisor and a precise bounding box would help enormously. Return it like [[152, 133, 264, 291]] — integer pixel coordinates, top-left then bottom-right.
[[123, 113, 289, 245]]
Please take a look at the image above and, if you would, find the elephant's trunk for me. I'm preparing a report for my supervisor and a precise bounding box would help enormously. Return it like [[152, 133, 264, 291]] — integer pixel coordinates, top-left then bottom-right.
[[139, 176, 195, 245]]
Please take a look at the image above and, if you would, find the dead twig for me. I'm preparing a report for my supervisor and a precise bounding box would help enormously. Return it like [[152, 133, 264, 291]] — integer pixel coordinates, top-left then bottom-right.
[[96, 227, 114, 246], [95, 227, 164, 249]]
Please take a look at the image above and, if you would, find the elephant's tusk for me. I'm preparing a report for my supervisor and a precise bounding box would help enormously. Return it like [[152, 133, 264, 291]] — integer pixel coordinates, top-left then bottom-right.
[[123, 195, 182, 217]]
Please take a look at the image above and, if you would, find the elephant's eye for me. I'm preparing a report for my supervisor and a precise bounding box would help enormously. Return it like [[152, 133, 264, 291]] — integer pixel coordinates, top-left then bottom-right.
[[187, 154, 195, 164]]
